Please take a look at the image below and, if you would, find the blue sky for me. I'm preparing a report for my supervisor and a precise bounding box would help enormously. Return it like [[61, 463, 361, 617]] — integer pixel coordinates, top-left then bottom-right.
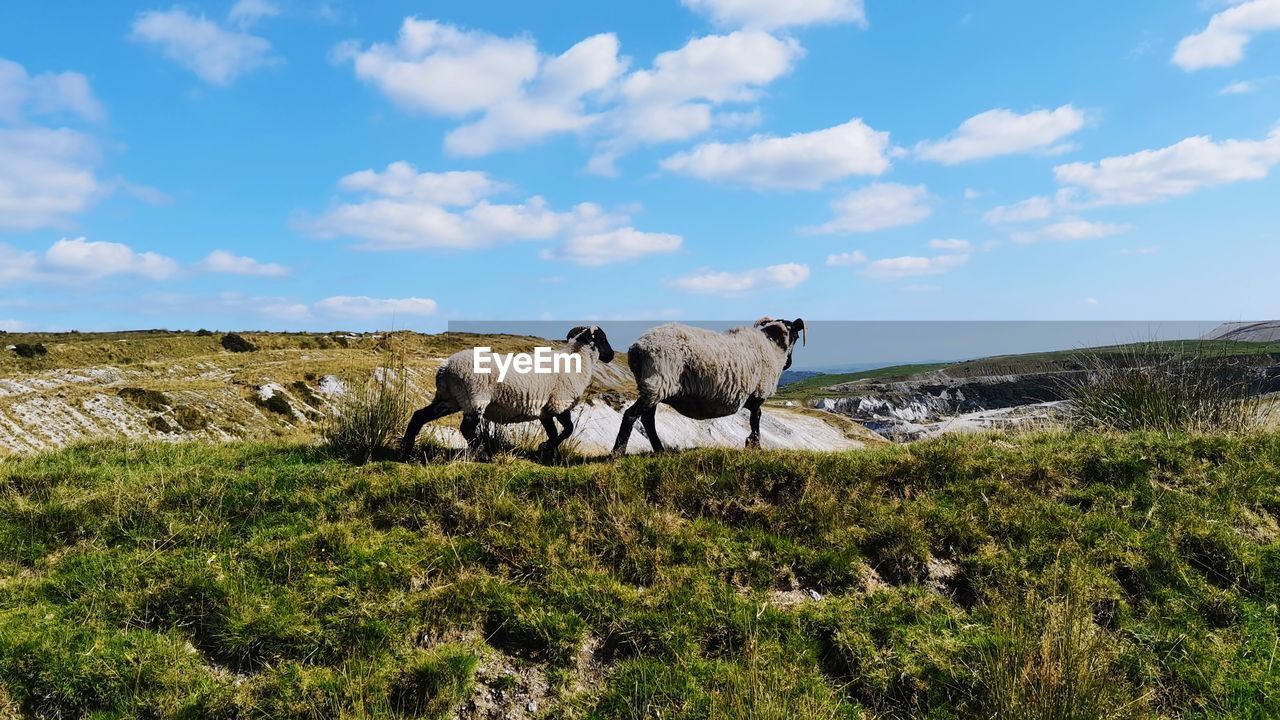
[[1, 0, 1279, 332]]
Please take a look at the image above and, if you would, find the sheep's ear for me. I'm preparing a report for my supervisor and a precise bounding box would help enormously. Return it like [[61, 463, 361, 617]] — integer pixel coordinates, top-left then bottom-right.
[[792, 318, 806, 346], [761, 322, 789, 350], [566, 326, 588, 341]]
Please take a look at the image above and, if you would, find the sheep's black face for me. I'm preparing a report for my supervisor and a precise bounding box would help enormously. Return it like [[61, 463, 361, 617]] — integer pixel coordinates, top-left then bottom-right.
[[566, 325, 615, 363], [593, 328, 616, 364]]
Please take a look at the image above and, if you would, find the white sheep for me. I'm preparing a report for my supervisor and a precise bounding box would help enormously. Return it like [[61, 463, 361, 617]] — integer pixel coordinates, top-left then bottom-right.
[[400, 326, 616, 461], [611, 317, 806, 455]]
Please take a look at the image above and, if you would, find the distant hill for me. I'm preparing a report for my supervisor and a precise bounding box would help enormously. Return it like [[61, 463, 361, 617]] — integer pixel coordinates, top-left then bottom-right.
[[1203, 321, 1280, 343], [778, 369, 825, 387]]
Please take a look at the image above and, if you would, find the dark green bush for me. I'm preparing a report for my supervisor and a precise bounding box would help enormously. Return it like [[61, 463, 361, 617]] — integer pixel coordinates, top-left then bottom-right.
[[220, 333, 256, 353]]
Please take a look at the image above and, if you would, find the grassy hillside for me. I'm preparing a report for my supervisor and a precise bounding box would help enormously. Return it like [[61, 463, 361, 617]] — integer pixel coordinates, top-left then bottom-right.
[[2, 434, 1278, 718], [0, 330, 644, 457], [777, 340, 1280, 400]]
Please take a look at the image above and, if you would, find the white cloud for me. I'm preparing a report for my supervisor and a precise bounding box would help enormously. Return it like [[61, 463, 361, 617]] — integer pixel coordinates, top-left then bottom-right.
[[825, 250, 867, 266], [0, 319, 26, 332], [1012, 219, 1131, 243], [1220, 76, 1276, 94], [130, 8, 277, 86], [620, 31, 800, 109], [915, 105, 1085, 165], [336, 20, 624, 156], [0, 128, 105, 231], [929, 238, 971, 251], [228, 0, 279, 28], [671, 262, 809, 294], [539, 227, 682, 266], [445, 33, 627, 155], [42, 237, 179, 279], [308, 162, 678, 263], [804, 183, 932, 234], [593, 30, 803, 173], [864, 253, 968, 279], [1220, 79, 1258, 94], [660, 117, 890, 189], [0, 58, 104, 123], [0, 237, 179, 285], [314, 296, 438, 318], [1053, 126, 1280, 206], [336, 20, 801, 165], [1082, 297, 1100, 306], [682, 0, 866, 29], [200, 250, 290, 277], [1173, 0, 1280, 70], [336, 18, 539, 116], [336, 162, 507, 205], [983, 195, 1056, 224]]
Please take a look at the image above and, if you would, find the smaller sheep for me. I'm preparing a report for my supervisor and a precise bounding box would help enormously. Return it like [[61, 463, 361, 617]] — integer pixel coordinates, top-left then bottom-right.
[[612, 317, 805, 456], [400, 326, 615, 461]]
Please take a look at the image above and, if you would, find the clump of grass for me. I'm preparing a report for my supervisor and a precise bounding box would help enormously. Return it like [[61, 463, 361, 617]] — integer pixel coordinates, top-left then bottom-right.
[[1061, 342, 1271, 434], [972, 564, 1145, 719], [389, 644, 479, 718], [118, 387, 170, 413], [323, 357, 412, 462]]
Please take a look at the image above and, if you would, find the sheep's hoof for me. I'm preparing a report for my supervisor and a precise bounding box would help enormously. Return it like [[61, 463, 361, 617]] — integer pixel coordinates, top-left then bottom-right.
[[745, 436, 761, 449]]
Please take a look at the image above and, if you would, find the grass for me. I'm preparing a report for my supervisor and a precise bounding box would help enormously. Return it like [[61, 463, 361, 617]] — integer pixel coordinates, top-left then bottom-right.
[[1061, 343, 1274, 434], [777, 363, 951, 400], [776, 340, 1280, 401], [323, 357, 414, 463], [1, 432, 1278, 717]]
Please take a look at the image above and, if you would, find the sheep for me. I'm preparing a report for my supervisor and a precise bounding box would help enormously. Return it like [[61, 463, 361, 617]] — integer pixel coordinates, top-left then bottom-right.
[[400, 326, 615, 461], [611, 317, 806, 456]]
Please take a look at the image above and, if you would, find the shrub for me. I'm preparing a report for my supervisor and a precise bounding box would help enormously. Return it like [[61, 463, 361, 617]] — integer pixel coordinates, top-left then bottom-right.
[[220, 333, 256, 353], [1060, 342, 1270, 434], [323, 357, 412, 463], [118, 387, 170, 413], [13, 343, 47, 359], [195, 329, 214, 337], [257, 393, 293, 416]]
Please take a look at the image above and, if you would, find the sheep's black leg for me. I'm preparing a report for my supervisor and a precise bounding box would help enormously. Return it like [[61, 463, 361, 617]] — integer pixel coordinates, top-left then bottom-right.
[[537, 413, 559, 460], [400, 400, 455, 461], [640, 405, 665, 454], [460, 411, 488, 461], [612, 401, 645, 457], [538, 410, 575, 462], [555, 410, 574, 444], [745, 397, 763, 449]]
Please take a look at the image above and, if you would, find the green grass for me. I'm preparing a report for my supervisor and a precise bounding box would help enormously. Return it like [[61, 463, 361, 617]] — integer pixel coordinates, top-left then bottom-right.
[[777, 364, 952, 399], [1, 433, 1279, 718], [777, 340, 1280, 400]]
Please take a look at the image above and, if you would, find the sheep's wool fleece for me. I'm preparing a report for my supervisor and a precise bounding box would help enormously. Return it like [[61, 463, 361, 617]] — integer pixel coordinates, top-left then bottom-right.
[[628, 323, 789, 420], [433, 343, 597, 424]]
